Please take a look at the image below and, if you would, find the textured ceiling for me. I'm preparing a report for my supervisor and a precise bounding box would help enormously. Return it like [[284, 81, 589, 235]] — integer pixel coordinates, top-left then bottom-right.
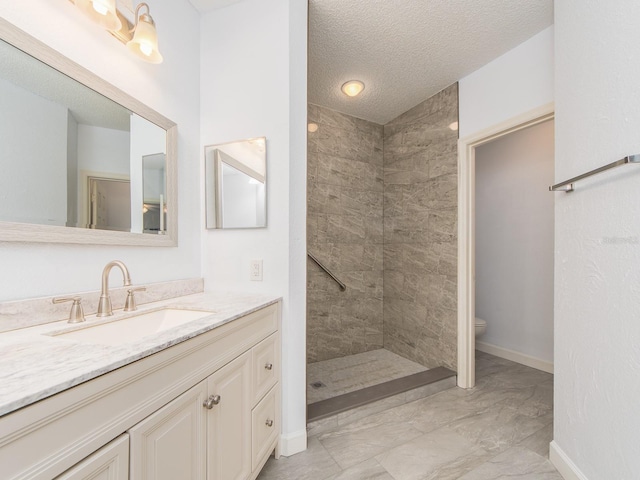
[[0, 38, 130, 130], [187, 0, 553, 125], [309, 0, 553, 124]]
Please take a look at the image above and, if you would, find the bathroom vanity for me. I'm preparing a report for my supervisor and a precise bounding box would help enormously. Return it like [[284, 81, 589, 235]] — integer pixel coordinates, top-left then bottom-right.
[[0, 292, 281, 480], [0, 16, 283, 480]]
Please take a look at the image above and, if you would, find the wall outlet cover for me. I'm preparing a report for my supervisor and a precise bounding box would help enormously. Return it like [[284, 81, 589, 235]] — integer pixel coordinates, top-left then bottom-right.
[[250, 259, 263, 281]]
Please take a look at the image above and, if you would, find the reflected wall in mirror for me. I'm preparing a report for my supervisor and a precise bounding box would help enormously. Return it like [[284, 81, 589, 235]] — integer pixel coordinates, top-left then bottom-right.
[[0, 18, 177, 246], [205, 138, 267, 229], [142, 153, 167, 234]]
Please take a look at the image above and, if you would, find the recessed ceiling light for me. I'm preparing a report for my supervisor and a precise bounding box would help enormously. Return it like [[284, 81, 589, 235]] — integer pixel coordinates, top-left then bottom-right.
[[448, 121, 459, 131], [341, 80, 365, 97], [308, 123, 319, 133]]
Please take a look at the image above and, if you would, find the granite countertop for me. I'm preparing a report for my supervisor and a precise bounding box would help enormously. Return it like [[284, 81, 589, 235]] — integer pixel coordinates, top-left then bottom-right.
[[0, 292, 280, 417]]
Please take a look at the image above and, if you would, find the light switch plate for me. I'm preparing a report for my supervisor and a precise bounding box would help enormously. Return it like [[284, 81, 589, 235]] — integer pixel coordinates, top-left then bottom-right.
[[250, 259, 263, 281]]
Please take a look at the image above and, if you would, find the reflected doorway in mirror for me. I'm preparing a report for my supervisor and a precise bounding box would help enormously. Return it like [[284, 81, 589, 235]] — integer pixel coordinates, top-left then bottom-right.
[[88, 177, 131, 232]]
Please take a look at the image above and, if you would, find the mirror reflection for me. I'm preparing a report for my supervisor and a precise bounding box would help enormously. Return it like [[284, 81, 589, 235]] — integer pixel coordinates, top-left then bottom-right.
[[142, 153, 167, 233], [205, 137, 267, 229], [0, 37, 168, 234]]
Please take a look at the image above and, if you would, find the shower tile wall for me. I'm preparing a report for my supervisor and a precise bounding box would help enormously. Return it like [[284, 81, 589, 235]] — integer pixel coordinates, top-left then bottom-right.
[[383, 83, 459, 370], [307, 104, 384, 363]]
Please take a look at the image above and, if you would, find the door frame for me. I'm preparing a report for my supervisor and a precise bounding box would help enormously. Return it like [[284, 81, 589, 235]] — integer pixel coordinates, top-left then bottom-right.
[[456, 103, 555, 389]]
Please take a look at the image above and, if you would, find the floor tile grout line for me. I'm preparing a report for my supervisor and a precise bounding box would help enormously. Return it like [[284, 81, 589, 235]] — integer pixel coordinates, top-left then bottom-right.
[[361, 379, 553, 468], [313, 433, 347, 478]]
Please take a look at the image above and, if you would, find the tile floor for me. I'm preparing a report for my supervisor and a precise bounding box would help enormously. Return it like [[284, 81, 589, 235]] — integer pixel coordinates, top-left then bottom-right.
[[258, 351, 559, 480], [307, 349, 428, 404]]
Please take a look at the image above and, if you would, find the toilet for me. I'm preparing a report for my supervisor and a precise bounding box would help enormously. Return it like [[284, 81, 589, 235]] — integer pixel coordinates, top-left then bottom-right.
[[475, 317, 487, 337]]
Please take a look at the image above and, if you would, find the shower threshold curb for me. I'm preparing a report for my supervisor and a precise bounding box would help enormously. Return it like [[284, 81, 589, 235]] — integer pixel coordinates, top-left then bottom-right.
[[307, 367, 456, 428]]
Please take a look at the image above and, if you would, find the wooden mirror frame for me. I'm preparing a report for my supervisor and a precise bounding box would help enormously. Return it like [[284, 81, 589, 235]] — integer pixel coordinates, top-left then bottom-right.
[[0, 17, 177, 247]]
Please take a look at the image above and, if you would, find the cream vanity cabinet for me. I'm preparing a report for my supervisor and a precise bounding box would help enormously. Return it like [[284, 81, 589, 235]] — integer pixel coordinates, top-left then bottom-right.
[[1, 303, 280, 480], [56, 435, 130, 480], [128, 351, 266, 480]]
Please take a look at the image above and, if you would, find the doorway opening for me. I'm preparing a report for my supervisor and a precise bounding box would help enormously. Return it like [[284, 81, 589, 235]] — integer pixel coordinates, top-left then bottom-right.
[[88, 177, 131, 232], [457, 104, 555, 388]]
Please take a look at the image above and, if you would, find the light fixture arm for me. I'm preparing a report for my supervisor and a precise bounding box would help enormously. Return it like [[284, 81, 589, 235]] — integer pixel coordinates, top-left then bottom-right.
[[131, 2, 155, 32], [126, 1, 163, 63]]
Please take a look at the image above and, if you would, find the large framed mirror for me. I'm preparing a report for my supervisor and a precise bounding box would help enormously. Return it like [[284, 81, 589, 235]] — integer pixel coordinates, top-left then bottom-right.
[[205, 138, 267, 229], [0, 18, 177, 246]]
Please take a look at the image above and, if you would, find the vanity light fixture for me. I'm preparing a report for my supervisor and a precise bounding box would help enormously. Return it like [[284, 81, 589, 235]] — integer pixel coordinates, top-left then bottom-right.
[[126, 3, 163, 64], [71, 0, 163, 64], [448, 121, 459, 131], [74, 0, 122, 31], [341, 80, 365, 97], [307, 123, 319, 133]]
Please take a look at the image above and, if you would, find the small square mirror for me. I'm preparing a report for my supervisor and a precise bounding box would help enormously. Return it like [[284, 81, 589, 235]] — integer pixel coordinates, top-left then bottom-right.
[[205, 137, 267, 229]]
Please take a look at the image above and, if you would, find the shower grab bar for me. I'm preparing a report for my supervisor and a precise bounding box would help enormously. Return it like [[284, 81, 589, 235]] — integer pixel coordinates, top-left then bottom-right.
[[549, 154, 640, 192], [307, 252, 347, 291]]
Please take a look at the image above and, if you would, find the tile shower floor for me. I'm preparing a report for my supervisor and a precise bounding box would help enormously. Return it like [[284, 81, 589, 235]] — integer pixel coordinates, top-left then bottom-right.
[[258, 351, 559, 480], [307, 349, 428, 404]]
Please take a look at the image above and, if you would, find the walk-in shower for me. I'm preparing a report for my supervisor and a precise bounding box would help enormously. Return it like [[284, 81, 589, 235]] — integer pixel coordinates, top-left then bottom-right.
[[306, 85, 460, 428]]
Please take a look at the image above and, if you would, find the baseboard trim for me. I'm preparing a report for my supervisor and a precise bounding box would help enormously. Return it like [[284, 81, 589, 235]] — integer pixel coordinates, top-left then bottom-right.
[[279, 429, 307, 457], [550, 441, 589, 480], [476, 341, 554, 373]]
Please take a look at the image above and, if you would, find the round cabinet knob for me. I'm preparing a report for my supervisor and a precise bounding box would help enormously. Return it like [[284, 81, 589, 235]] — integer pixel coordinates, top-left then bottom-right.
[[265, 419, 274, 427], [264, 363, 273, 371], [203, 395, 221, 409]]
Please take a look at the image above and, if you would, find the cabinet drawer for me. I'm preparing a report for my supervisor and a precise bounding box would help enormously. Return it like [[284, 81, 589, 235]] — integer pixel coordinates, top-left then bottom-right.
[[56, 434, 129, 480], [251, 387, 278, 471], [251, 333, 278, 404]]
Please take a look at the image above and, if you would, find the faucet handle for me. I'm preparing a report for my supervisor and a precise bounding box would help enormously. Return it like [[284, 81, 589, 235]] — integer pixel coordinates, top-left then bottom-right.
[[124, 287, 146, 312], [52, 296, 85, 324]]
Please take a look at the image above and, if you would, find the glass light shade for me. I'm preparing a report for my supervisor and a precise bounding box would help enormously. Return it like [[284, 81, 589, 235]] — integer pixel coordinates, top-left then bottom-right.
[[74, 0, 122, 31], [126, 15, 163, 64], [341, 80, 365, 97]]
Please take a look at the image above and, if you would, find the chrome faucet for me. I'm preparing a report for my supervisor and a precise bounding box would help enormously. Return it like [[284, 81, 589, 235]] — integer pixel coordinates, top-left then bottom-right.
[[97, 260, 132, 317]]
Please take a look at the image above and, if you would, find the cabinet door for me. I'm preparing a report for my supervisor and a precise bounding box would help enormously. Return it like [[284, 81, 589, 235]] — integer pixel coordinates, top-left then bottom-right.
[[206, 351, 251, 480], [129, 381, 207, 480], [56, 434, 129, 480]]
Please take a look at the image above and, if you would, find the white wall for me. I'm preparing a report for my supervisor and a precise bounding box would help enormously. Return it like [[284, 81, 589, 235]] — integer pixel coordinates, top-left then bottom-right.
[[459, 26, 554, 138], [77, 124, 130, 175], [199, 0, 307, 455], [66, 113, 79, 227], [287, 0, 308, 454], [0, 77, 67, 226], [552, 2, 640, 478], [475, 119, 554, 365], [0, 0, 201, 301]]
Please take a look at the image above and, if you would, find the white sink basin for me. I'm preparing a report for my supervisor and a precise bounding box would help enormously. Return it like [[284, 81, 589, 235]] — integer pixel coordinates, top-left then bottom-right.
[[50, 308, 215, 345]]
